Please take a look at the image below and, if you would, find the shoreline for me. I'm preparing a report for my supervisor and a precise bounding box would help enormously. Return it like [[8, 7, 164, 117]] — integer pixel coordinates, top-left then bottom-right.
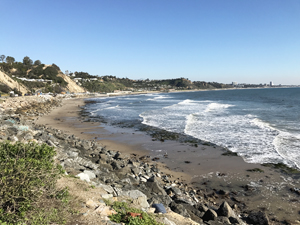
[[35, 96, 300, 224]]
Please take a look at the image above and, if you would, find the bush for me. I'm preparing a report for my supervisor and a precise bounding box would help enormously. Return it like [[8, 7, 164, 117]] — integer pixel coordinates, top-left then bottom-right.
[[0, 141, 65, 224], [0, 84, 11, 94], [109, 201, 162, 225]]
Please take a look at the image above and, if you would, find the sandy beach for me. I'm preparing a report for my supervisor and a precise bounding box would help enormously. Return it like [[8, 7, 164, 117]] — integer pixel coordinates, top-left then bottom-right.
[[36, 97, 300, 224]]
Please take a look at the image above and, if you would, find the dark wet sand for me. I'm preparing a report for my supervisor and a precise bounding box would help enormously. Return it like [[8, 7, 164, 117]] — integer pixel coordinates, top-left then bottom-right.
[[36, 97, 300, 224]]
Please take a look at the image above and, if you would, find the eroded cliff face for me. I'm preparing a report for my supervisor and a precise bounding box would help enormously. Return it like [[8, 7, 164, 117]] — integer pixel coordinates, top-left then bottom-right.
[[57, 72, 86, 93], [0, 70, 29, 94]]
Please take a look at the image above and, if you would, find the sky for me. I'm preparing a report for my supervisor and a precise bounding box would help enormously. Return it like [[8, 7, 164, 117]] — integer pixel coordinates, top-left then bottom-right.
[[1, 0, 300, 85]]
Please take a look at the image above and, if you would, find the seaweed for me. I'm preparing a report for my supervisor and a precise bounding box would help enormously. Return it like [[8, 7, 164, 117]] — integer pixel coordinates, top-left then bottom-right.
[[262, 163, 300, 174], [246, 168, 264, 173]]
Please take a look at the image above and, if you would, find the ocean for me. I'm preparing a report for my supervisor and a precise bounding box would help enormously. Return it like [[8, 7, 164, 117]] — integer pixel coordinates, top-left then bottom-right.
[[85, 88, 300, 169]]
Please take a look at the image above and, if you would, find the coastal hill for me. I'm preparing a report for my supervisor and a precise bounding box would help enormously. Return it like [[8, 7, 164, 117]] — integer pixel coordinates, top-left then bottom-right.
[[0, 55, 233, 95]]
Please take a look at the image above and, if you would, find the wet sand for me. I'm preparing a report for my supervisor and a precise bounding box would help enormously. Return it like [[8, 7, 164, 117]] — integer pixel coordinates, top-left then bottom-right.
[[36, 97, 300, 223]]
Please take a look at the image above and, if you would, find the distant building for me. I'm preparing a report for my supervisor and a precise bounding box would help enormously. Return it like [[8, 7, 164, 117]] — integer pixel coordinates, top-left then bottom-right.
[[270, 81, 273, 86], [232, 82, 237, 86]]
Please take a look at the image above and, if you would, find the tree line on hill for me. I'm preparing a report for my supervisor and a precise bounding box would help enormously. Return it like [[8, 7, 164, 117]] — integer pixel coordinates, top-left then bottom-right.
[[0, 54, 232, 95]]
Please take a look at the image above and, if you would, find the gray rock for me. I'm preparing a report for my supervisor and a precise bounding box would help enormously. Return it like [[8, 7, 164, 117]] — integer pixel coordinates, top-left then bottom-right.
[[120, 178, 131, 184], [148, 195, 173, 207], [96, 183, 115, 194], [76, 173, 90, 182], [247, 211, 270, 225], [173, 195, 195, 205], [101, 194, 113, 199], [120, 190, 147, 200], [217, 216, 232, 224], [169, 202, 190, 218], [131, 167, 141, 175], [197, 203, 209, 212], [132, 196, 150, 208], [67, 151, 79, 158], [46, 140, 57, 147], [202, 209, 218, 222], [217, 201, 236, 218], [145, 177, 166, 196], [7, 136, 18, 142], [7, 126, 18, 135], [162, 218, 176, 225], [83, 170, 96, 180], [111, 161, 122, 170], [23, 132, 34, 140], [169, 187, 182, 196]]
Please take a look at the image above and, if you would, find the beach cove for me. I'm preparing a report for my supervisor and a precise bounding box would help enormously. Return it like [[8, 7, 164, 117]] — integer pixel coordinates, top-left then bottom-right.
[[34, 93, 300, 225], [0, 93, 299, 224]]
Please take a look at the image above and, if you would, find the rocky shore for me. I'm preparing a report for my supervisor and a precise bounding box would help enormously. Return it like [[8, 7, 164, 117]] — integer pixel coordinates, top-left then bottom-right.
[[1, 95, 299, 225]]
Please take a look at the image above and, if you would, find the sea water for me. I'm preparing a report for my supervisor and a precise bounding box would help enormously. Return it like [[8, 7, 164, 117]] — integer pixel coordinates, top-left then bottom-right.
[[85, 88, 300, 169]]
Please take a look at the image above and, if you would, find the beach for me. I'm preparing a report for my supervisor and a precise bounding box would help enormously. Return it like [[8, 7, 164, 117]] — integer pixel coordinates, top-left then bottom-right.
[[35, 96, 300, 224]]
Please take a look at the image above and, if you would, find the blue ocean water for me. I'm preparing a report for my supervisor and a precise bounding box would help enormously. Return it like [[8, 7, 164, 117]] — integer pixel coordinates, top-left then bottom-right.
[[85, 88, 300, 169]]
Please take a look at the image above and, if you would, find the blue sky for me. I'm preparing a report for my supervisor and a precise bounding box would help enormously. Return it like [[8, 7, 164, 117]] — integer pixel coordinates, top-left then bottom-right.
[[1, 0, 299, 85]]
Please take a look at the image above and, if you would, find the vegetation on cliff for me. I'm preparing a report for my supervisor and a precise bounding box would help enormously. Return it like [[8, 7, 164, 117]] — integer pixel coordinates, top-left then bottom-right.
[[0, 54, 233, 95]]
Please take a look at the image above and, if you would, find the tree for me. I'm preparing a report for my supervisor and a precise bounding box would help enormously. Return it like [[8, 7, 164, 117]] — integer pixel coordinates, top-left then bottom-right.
[[23, 56, 33, 66], [34, 60, 41, 66], [6, 56, 15, 64], [0, 55, 5, 62]]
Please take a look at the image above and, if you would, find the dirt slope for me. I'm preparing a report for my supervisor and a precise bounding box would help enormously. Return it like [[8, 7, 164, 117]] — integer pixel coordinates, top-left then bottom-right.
[[57, 72, 86, 93], [0, 70, 29, 94]]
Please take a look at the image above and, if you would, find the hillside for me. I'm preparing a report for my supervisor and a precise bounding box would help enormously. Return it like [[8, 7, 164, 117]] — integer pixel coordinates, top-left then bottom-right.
[[0, 55, 234, 95], [0, 57, 85, 95], [57, 72, 85, 93], [0, 70, 29, 94]]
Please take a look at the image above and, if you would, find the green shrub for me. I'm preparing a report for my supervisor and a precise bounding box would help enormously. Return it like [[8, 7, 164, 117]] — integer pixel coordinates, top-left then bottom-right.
[[109, 201, 162, 225], [0, 141, 65, 224]]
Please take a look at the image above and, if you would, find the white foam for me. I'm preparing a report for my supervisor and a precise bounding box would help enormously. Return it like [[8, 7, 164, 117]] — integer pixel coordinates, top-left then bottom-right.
[[273, 131, 300, 168], [204, 102, 234, 113]]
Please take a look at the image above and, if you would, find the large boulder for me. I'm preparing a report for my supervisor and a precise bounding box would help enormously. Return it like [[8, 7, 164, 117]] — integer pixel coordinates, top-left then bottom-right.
[[202, 209, 218, 222], [247, 211, 270, 225]]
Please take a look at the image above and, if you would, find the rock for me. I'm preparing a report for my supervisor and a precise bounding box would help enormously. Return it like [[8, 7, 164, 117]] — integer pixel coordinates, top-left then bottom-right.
[[83, 170, 96, 180], [247, 211, 270, 225], [147, 207, 156, 214], [76, 172, 90, 182], [46, 140, 57, 147], [218, 216, 231, 224], [202, 209, 218, 222], [7, 136, 18, 142], [7, 126, 18, 135], [145, 177, 166, 196], [169, 187, 182, 196], [111, 161, 122, 170], [101, 194, 113, 199], [120, 190, 147, 200], [23, 132, 34, 140], [120, 178, 131, 184], [132, 196, 150, 208], [148, 195, 173, 207], [217, 201, 236, 218], [140, 177, 147, 182], [173, 195, 195, 205], [95, 205, 117, 217], [162, 217, 176, 225], [170, 202, 190, 218], [96, 183, 115, 194], [131, 167, 141, 175], [86, 199, 98, 209], [67, 151, 79, 158]]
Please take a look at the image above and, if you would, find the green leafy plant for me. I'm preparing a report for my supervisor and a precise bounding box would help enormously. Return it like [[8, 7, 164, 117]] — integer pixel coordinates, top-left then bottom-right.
[[0, 141, 65, 224], [109, 201, 163, 225]]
